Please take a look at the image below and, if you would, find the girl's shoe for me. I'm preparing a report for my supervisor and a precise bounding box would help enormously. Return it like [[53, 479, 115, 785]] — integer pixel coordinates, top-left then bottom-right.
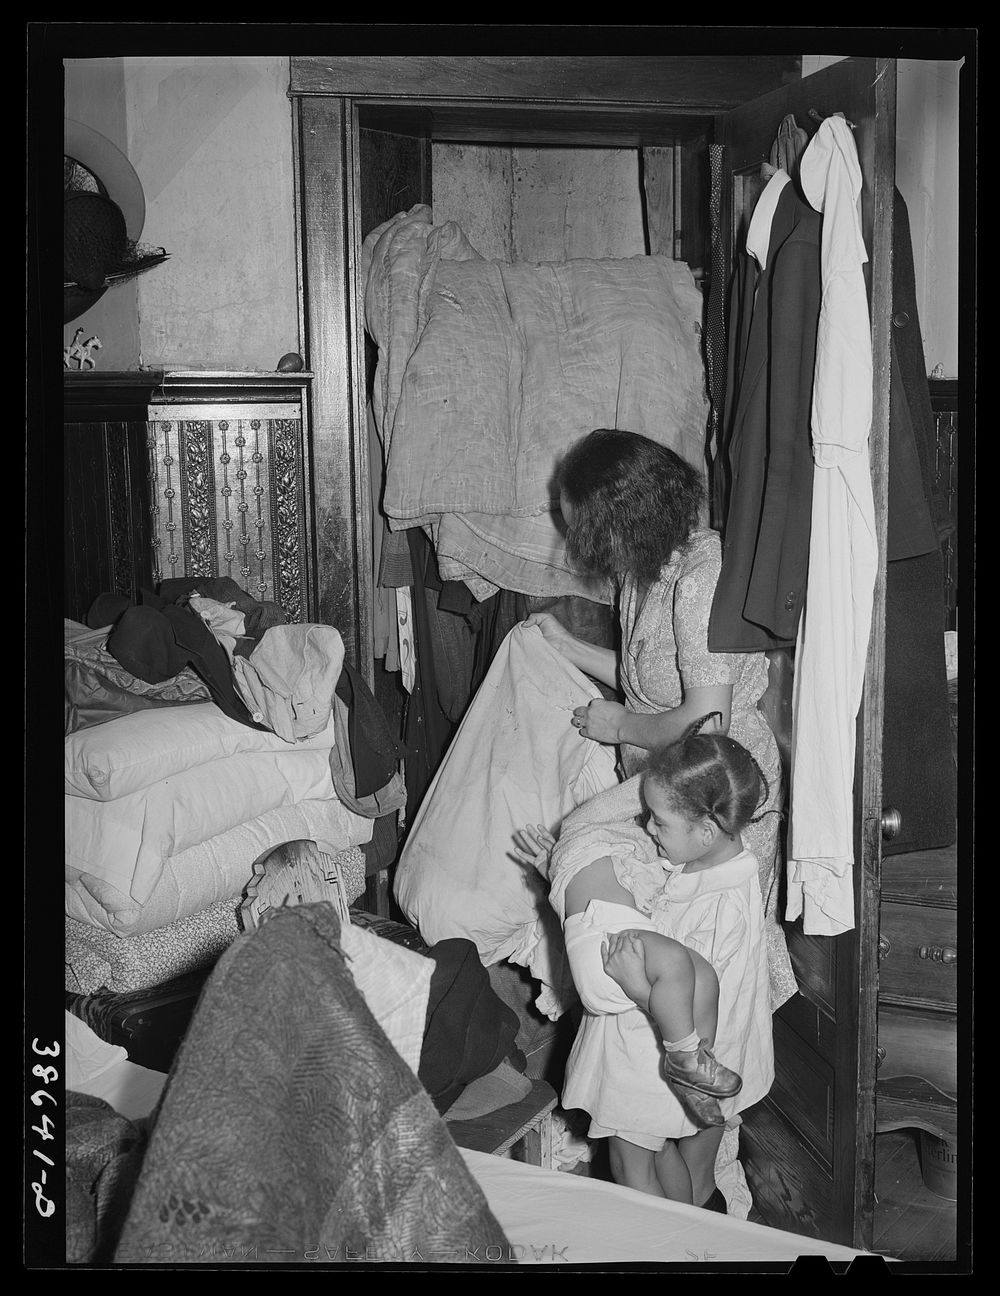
[[669, 1082, 725, 1128], [663, 1041, 743, 1098]]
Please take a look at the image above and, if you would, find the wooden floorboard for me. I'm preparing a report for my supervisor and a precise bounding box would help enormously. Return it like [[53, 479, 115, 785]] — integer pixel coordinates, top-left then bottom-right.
[[872, 1128, 957, 1261], [568, 1124, 962, 1261]]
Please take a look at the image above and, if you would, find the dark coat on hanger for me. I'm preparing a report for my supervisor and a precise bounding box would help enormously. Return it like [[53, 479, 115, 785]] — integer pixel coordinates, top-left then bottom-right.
[[881, 187, 956, 855], [708, 180, 822, 653]]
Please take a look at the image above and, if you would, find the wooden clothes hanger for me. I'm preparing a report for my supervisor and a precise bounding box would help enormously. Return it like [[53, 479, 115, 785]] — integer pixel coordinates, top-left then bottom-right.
[[760, 109, 856, 181]]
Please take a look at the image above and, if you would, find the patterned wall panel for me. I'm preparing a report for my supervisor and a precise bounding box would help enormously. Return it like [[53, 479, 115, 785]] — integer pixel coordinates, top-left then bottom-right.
[[147, 403, 310, 624]]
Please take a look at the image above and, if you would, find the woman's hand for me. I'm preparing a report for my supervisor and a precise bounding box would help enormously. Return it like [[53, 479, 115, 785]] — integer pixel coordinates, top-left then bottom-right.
[[572, 698, 628, 744], [522, 611, 620, 688], [511, 824, 557, 878], [602, 930, 652, 1011], [522, 610, 576, 658]]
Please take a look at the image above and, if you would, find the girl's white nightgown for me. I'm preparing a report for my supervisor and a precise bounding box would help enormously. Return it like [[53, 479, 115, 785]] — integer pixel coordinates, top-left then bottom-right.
[[561, 848, 774, 1147]]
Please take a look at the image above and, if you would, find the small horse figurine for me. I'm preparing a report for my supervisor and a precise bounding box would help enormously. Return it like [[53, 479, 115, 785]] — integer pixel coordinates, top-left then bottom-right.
[[63, 328, 85, 368], [64, 329, 103, 370], [79, 336, 103, 369]]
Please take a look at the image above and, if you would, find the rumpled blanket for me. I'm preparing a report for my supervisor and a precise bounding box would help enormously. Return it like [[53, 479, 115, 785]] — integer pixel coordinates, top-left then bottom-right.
[[114, 903, 510, 1264], [65, 620, 210, 735], [363, 204, 708, 599]]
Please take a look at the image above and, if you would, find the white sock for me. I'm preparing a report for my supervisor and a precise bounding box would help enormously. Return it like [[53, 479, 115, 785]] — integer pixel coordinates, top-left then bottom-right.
[[663, 1029, 700, 1053]]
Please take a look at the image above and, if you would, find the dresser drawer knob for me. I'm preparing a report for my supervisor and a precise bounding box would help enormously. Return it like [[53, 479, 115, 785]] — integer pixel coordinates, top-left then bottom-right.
[[877, 935, 891, 961], [875, 1046, 886, 1068], [880, 807, 902, 840], [918, 945, 957, 964]]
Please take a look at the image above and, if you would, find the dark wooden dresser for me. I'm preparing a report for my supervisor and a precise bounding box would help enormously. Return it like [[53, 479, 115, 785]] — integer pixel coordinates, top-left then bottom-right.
[[875, 839, 959, 1186]]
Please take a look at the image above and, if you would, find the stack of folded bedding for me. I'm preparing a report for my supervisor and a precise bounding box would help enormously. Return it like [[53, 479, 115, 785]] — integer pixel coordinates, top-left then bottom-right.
[[65, 701, 376, 983]]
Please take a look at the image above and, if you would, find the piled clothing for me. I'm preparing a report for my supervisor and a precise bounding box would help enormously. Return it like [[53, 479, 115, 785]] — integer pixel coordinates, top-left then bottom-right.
[[363, 204, 708, 600]]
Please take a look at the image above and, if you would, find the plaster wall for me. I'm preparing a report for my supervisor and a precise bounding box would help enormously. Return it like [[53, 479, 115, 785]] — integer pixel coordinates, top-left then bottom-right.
[[64, 57, 140, 368], [64, 55, 299, 372]]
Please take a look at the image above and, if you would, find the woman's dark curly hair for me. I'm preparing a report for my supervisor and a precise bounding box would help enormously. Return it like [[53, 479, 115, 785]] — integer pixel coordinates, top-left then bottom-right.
[[558, 428, 704, 585]]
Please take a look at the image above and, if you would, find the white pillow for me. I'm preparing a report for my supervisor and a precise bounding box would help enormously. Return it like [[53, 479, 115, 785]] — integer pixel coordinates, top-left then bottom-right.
[[65, 798, 374, 937], [339, 921, 434, 1075], [65, 746, 337, 907], [65, 702, 337, 801]]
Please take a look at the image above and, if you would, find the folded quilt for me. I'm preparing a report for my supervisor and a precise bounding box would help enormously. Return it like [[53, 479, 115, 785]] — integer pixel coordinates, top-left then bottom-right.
[[65, 899, 244, 995]]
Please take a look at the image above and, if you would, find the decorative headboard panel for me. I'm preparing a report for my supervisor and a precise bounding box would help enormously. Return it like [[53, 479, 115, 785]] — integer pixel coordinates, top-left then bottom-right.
[[64, 370, 315, 625], [147, 403, 310, 623]]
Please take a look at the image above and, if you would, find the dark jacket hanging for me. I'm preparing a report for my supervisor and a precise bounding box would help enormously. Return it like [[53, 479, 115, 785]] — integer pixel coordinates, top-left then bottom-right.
[[708, 177, 822, 653]]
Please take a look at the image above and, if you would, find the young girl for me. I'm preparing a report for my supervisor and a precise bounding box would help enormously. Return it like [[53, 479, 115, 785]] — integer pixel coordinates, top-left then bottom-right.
[[514, 717, 774, 1206]]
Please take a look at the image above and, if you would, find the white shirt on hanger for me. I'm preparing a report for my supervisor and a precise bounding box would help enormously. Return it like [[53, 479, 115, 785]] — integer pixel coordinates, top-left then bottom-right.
[[744, 168, 791, 273], [786, 115, 879, 936]]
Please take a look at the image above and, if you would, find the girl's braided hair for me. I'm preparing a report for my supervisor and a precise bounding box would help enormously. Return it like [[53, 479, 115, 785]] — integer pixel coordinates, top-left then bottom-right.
[[643, 713, 775, 836]]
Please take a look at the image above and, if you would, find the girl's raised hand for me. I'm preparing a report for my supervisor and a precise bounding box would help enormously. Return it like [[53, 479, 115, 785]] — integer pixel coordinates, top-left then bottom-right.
[[511, 824, 556, 877]]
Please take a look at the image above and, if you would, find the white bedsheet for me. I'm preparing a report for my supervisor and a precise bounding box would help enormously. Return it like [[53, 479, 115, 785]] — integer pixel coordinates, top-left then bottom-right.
[[66, 1015, 876, 1267], [459, 1148, 873, 1265], [66, 1011, 168, 1124], [393, 623, 618, 1018]]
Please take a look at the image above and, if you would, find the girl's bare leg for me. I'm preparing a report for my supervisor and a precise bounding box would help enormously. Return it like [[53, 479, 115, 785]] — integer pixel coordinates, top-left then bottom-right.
[[604, 931, 721, 1045], [641, 937, 698, 1041], [652, 1138, 694, 1203], [688, 946, 720, 1046], [608, 1136, 666, 1198], [676, 1124, 725, 1206], [639, 935, 720, 1045]]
